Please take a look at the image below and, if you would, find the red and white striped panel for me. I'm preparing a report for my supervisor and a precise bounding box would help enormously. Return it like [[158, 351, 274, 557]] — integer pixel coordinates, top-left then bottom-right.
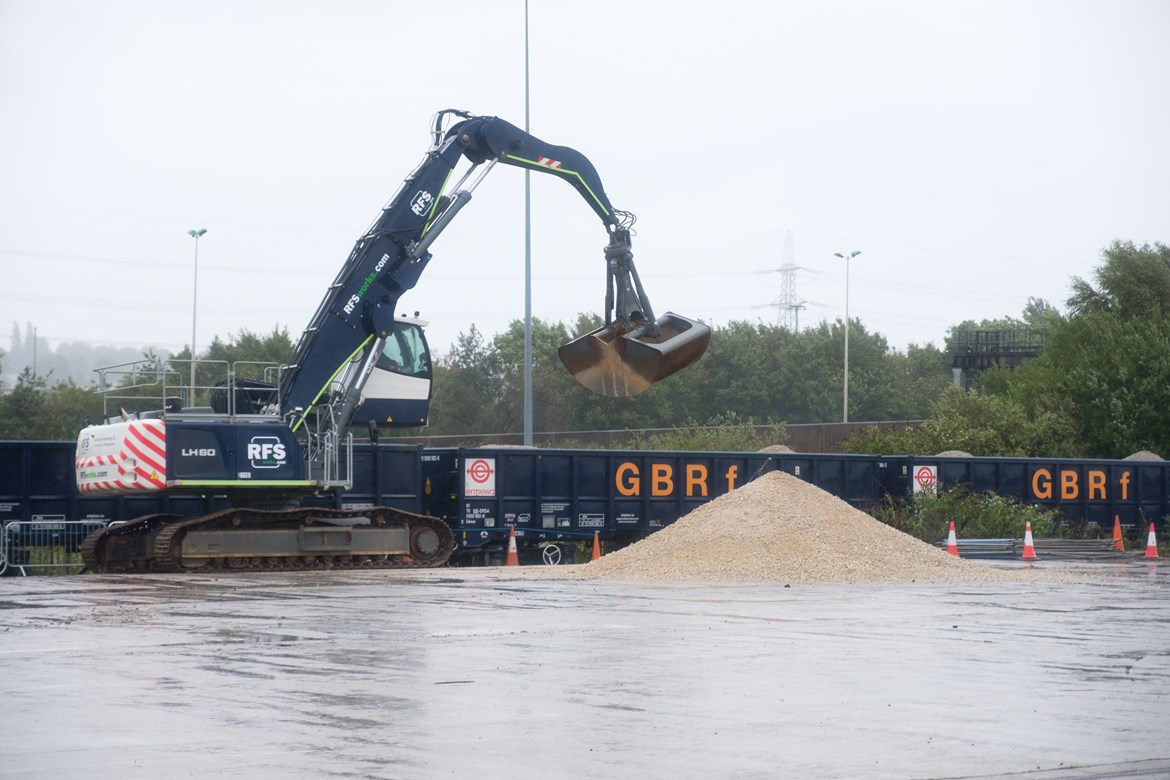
[[537, 157, 563, 169], [77, 420, 167, 494]]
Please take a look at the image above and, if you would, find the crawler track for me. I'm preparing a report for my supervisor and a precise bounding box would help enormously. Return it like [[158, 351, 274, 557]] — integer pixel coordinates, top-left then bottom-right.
[[81, 507, 453, 574]]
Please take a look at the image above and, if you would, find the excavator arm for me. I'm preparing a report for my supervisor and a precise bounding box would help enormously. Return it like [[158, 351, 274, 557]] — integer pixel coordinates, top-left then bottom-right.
[[279, 110, 709, 432], [453, 113, 616, 223], [450, 113, 711, 395]]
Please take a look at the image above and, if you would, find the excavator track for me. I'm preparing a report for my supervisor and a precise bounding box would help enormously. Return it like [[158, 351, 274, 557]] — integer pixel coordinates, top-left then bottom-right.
[[82, 507, 453, 574], [81, 514, 184, 573]]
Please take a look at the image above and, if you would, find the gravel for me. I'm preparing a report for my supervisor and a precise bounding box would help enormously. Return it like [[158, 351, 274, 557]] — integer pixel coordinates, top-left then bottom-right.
[[541, 470, 1046, 584], [1123, 450, 1164, 461]]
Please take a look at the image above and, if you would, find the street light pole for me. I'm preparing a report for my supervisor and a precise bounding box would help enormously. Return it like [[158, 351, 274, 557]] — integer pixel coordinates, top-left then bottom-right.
[[834, 250, 861, 424], [188, 228, 207, 406], [522, 0, 533, 446]]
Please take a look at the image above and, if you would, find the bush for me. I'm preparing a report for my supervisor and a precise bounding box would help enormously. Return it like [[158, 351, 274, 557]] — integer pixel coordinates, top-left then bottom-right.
[[630, 413, 786, 452], [869, 484, 1062, 544]]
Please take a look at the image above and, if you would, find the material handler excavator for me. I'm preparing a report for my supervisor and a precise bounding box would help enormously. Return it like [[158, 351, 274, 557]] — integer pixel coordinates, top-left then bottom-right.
[[76, 109, 710, 573]]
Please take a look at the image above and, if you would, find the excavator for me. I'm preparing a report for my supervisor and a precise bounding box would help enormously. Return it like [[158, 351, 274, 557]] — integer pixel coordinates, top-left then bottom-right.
[[76, 109, 710, 573]]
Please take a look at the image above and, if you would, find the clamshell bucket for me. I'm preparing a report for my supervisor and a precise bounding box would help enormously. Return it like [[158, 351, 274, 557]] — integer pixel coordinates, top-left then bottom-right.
[[558, 312, 711, 397]]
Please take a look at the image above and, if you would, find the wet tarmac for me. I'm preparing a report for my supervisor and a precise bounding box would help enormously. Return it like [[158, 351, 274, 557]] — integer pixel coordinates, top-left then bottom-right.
[[1, 560, 1168, 779]]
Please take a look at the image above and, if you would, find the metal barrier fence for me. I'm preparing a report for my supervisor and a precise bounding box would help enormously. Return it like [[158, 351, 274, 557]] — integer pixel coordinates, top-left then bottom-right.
[[0, 519, 110, 577], [934, 537, 1127, 560]]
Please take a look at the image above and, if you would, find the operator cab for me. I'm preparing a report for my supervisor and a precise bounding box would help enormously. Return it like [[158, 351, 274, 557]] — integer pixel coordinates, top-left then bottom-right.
[[353, 315, 432, 428]]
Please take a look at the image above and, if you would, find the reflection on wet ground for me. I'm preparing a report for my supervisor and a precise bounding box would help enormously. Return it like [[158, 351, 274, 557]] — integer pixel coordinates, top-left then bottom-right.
[[0, 560, 1167, 779]]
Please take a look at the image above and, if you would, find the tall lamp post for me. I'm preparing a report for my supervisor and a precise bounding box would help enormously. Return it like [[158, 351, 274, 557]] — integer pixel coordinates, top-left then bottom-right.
[[188, 228, 207, 406], [834, 250, 861, 423], [523, 0, 533, 446]]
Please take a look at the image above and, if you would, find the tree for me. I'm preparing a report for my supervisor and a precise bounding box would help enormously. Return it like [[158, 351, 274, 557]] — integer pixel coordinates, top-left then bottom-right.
[[1011, 312, 1170, 458], [1002, 241, 1170, 458], [0, 368, 47, 439], [192, 326, 295, 386], [838, 319, 901, 422], [422, 313, 958, 437], [203, 326, 294, 365], [923, 386, 1075, 456], [1068, 240, 1170, 319], [0, 369, 103, 440], [426, 325, 510, 435], [884, 343, 952, 420], [0, 328, 307, 440], [39, 380, 106, 439], [848, 241, 1170, 460], [1020, 297, 1064, 334], [490, 317, 581, 432], [840, 385, 1078, 457], [769, 322, 840, 422]]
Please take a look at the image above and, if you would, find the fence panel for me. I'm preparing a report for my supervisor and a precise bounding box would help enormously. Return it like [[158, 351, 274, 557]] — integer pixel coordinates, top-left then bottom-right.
[[1, 519, 110, 576]]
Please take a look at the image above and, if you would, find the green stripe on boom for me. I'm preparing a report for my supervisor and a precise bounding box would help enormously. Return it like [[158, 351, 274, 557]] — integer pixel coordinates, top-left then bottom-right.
[[504, 154, 611, 217], [292, 334, 374, 433], [421, 169, 456, 238], [167, 480, 318, 488]]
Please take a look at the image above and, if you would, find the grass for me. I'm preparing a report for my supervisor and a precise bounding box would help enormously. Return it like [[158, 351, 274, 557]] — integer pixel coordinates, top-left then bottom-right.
[[4, 545, 85, 575]]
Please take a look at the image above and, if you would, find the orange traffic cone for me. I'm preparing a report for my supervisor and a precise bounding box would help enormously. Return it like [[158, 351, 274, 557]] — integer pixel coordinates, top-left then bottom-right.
[[1112, 515, 1125, 552], [591, 531, 602, 561], [1145, 523, 1160, 559], [945, 521, 959, 557], [505, 527, 519, 566], [1022, 521, 1038, 560]]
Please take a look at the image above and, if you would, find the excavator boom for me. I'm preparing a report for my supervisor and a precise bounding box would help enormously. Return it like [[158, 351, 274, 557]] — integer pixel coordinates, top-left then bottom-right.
[[280, 110, 707, 421], [450, 112, 710, 397]]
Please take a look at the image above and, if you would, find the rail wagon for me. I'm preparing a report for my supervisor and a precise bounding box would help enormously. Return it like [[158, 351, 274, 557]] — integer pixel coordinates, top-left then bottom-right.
[[1, 441, 1164, 571]]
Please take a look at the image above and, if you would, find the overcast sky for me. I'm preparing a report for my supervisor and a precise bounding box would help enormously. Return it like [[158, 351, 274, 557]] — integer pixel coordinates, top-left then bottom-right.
[[2, 0, 1167, 368]]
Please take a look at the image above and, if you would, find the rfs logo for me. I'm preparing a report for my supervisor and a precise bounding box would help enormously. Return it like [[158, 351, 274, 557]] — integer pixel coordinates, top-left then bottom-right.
[[248, 436, 287, 469], [410, 190, 434, 216]]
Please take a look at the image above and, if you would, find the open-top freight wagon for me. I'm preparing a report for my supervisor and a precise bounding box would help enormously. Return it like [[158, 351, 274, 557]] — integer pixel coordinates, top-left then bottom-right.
[[1, 440, 1165, 571]]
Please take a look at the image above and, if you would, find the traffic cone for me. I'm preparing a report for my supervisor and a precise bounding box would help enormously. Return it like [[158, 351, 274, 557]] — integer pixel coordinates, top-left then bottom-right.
[[1145, 523, 1160, 559], [591, 531, 601, 561], [945, 521, 959, 557], [505, 527, 519, 566], [1112, 515, 1125, 552], [1022, 521, 1038, 560]]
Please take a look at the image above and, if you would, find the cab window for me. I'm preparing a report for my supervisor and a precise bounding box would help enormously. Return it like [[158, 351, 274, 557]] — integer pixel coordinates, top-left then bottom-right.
[[376, 322, 432, 378]]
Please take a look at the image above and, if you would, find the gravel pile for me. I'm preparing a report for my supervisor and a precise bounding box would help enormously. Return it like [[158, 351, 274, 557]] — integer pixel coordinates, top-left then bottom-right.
[[564, 470, 1031, 584], [1123, 450, 1163, 461]]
